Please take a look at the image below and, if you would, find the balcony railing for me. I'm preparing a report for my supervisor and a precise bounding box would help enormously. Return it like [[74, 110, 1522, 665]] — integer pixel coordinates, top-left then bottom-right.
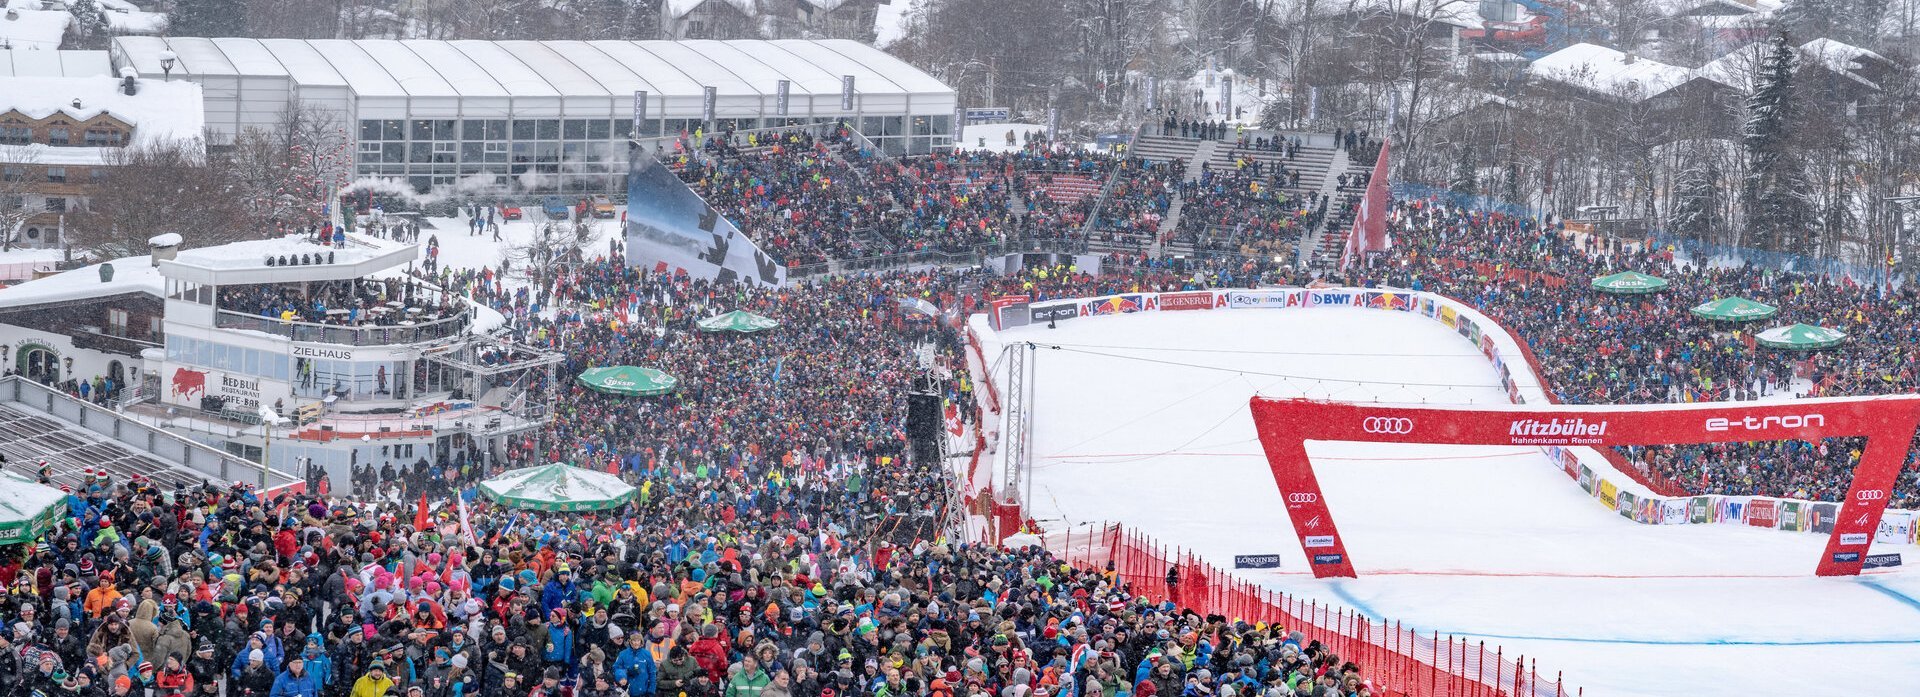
[[214, 309, 472, 346]]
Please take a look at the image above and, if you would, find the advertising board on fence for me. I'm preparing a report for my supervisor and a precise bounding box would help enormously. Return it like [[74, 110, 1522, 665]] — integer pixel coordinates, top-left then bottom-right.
[[1864, 553, 1903, 569], [1086, 294, 1149, 315], [1159, 291, 1221, 311], [1234, 554, 1282, 569], [1598, 480, 1619, 509], [1746, 499, 1778, 528], [1029, 302, 1079, 323]]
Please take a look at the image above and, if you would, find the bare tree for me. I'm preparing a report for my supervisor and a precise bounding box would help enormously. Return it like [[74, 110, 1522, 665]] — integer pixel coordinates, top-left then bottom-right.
[[0, 145, 38, 253], [65, 140, 264, 259]]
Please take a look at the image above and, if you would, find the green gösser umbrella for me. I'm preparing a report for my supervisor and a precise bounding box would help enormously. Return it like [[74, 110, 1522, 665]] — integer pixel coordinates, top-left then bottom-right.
[[0, 471, 66, 545], [697, 310, 781, 334], [479, 463, 637, 512], [577, 366, 678, 396], [1690, 297, 1778, 322], [1591, 271, 1670, 294], [1756, 323, 1846, 350]]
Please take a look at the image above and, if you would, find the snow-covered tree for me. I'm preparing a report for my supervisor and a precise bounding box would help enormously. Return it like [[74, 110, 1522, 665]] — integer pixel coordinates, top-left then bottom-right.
[[1670, 159, 1726, 243], [65, 0, 112, 49], [1448, 145, 1477, 196], [1740, 32, 1815, 255]]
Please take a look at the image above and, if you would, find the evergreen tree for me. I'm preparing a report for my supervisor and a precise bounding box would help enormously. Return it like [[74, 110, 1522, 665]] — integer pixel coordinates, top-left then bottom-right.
[[66, 0, 112, 49], [169, 0, 247, 37], [1740, 32, 1815, 255], [1670, 159, 1725, 243], [1448, 145, 1477, 196]]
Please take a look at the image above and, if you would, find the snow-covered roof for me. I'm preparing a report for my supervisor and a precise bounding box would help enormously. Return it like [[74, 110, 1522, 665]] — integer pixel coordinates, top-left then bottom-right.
[[0, 255, 162, 311], [1689, 39, 1888, 94], [0, 75, 203, 165], [1689, 41, 1765, 91], [148, 232, 181, 247], [1527, 43, 1692, 100], [96, 0, 166, 35], [0, 47, 108, 77], [110, 37, 948, 103], [0, 0, 72, 50], [1800, 38, 1888, 88], [161, 233, 416, 285]]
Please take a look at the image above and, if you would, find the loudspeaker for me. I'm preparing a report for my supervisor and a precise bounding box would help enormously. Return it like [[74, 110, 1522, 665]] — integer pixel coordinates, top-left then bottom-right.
[[906, 393, 942, 441]]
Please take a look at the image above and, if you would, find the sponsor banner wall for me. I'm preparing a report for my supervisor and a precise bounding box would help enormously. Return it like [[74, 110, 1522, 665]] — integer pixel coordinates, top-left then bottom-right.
[[1598, 480, 1619, 510]]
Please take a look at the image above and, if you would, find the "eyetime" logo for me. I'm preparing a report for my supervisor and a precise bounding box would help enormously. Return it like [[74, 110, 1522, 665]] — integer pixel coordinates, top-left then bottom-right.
[[1361, 417, 1414, 434], [1703, 414, 1826, 432]]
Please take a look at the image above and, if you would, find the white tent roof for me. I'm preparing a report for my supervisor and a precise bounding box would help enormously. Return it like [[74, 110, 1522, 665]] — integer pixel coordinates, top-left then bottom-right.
[[0, 48, 109, 77], [110, 37, 950, 103]]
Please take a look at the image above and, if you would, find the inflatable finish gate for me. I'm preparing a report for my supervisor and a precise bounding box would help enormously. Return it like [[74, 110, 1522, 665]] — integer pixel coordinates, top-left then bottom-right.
[[1249, 396, 1920, 578]]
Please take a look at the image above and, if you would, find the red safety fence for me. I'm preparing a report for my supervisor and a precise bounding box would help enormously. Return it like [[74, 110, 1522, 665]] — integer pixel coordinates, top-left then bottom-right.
[[1052, 524, 1581, 697]]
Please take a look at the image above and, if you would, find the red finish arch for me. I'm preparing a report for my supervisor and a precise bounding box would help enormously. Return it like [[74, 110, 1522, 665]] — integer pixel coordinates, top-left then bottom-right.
[[1249, 396, 1920, 578]]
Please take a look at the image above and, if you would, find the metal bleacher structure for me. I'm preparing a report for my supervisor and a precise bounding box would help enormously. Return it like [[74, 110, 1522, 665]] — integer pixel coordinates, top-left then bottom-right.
[[0, 375, 295, 492]]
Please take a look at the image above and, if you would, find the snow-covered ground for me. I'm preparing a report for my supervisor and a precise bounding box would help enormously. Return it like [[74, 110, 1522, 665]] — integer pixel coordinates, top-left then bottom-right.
[[973, 306, 1920, 697], [363, 205, 620, 291], [956, 122, 1051, 153]]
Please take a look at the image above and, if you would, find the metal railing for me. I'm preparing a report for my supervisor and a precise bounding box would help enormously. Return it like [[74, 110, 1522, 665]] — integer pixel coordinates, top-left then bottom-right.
[[214, 309, 472, 346]]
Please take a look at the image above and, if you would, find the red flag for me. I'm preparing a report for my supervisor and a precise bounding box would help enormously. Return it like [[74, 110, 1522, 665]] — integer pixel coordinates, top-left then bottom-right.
[[1341, 140, 1393, 269], [414, 493, 430, 532]]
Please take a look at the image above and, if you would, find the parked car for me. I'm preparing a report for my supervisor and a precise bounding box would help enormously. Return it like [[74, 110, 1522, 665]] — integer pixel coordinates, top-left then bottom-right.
[[542, 196, 568, 220], [589, 195, 616, 219], [500, 204, 523, 220]]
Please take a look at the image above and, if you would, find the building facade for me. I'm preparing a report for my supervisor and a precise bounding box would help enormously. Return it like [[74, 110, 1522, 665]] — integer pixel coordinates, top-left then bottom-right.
[[0, 73, 202, 249], [107, 37, 956, 195]]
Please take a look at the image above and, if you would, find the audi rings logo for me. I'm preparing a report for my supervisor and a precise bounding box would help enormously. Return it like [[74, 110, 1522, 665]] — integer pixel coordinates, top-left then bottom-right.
[[1287, 493, 1319, 504], [1362, 417, 1415, 434], [1857, 490, 1887, 501]]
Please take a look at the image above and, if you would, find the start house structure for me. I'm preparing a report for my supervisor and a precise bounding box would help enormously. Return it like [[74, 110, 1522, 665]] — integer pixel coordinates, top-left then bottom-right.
[[106, 37, 957, 194]]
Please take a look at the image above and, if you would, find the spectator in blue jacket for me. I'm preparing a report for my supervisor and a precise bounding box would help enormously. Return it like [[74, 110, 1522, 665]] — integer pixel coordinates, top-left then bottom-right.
[[611, 631, 656, 697], [541, 566, 578, 617], [543, 608, 575, 673], [268, 656, 322, 697]]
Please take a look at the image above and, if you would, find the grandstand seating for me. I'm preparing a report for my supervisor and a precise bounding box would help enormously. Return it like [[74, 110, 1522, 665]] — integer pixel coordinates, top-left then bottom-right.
[[1130, 135, 1201, 169], [0, 403, 203, 490]]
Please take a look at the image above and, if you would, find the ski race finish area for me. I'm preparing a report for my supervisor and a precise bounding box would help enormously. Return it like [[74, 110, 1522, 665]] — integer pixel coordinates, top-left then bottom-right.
[[1250, 396, 1920, 578]]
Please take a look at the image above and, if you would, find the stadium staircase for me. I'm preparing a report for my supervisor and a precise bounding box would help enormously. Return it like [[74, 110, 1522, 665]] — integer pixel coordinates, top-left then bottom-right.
[[1302, 146, 1353, 268], [1130, 135, 1200, 173]]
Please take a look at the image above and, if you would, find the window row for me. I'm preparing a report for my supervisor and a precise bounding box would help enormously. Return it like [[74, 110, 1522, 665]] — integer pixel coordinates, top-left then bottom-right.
[[0, 125, 128, 147], [166, 336, 292, 383]]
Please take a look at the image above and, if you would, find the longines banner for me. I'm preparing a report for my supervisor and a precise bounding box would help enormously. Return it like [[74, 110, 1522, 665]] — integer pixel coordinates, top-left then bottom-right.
[[1250, 395, 1920, 578]]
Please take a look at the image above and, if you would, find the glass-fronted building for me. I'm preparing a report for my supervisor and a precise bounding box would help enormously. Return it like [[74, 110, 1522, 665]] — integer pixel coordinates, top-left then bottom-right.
[[108, 38, 956, 194]]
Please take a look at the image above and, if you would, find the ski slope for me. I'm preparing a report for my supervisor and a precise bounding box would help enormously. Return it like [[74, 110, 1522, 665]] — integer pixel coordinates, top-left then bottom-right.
[[975, 305, 1920, 696]]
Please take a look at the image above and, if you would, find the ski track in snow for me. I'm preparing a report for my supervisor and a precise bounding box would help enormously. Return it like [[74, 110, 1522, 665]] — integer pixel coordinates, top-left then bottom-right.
[[976, 307, 1920, 696]]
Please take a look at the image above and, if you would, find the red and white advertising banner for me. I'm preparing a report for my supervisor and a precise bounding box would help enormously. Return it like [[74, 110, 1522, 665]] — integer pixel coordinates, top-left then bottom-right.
[[1249, 396, 1920, 578]]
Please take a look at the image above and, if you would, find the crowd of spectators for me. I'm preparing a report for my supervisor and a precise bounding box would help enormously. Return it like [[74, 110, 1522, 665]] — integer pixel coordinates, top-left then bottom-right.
[[219, 279, 462, 329]]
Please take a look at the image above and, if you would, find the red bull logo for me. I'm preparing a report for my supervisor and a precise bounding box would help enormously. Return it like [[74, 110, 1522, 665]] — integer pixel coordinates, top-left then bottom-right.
[[1089, 295, 1143, 316], [171, 368, 208, 399]]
